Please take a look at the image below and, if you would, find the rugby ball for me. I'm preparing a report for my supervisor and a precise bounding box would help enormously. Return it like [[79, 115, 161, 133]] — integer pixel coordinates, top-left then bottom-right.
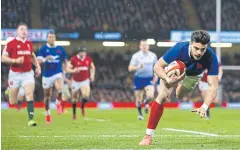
[[165, 60, 186, 77]]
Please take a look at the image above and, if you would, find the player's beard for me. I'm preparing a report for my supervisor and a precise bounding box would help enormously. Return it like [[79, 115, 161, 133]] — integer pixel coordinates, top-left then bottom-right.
[[190, 47, 202, 60]]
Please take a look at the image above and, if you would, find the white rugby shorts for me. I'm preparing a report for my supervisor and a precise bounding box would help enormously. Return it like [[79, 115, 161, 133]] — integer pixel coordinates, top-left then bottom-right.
[[42, 73, 63, 89], [8, 70, 35, 88], [179, 73, 203, 91], [18, 87, 25, 97], [72, 79, 90, 92], [198, 81, 209, 91]]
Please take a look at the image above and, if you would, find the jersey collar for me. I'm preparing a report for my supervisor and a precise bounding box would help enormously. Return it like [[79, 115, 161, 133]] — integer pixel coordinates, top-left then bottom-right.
[[140, 50, 149, 56], [188, 44, 191, 58], [16, 37, 26, 43], [77, 54, 86, 60], [47, 43, 57, 48]]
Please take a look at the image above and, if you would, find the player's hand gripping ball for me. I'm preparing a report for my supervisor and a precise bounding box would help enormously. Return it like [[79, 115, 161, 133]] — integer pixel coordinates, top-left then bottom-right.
[[165, 60, 186, 77]]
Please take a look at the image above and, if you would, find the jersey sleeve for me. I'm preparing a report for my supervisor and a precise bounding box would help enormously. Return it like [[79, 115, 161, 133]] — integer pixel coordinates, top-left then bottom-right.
[[129, 54, 138, 66], [162, 42, 182, 64], [207, 54, 219, 76], [2, 41, 13, 56], [37, 46, 45, 60]]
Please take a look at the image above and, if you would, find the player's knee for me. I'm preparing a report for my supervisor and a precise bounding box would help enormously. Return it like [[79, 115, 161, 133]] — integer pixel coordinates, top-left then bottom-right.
[[155, 97, 167, 104], [25, 91, 34, 100], [9, 98, 17, 105], [146, 93, 154, 100], [156, 94, 169, 104], [82, 95, 89, 100], [176, 92, 183, 99], [72, 99, 77, 103]]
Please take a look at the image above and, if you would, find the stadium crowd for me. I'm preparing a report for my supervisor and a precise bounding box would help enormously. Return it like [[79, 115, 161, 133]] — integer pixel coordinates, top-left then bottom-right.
[[193, 0, 240, 30], [40, 0, 188, 31], [1, 0, 31, 28], [2, 0, 239, 31]]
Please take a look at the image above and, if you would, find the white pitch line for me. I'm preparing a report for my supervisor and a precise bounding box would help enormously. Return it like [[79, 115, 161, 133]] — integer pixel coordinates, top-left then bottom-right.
[[87, 149, 236, 150], [50, 148, 236, 150], [84, 117, 110, 122], [163, 128, 219, 137]]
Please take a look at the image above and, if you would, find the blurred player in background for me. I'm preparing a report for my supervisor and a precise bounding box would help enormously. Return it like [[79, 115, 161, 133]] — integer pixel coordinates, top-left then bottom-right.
[[1, 23, 41, 126], [37, 32, 68, 123], [67, 47, 95, 119], [198, 63, 223, 119], [139, 30, 219, 145], [128, 39, 158, 120]]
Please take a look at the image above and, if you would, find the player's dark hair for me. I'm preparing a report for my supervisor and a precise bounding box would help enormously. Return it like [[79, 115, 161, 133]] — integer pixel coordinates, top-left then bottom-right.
[[16, 22, 28, 29], [47, 31, 55, 36], [191, 30, 210, 45]]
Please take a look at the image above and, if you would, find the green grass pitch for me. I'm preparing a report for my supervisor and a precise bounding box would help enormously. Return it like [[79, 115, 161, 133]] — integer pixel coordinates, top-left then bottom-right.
[[2, 108, 240, 149]]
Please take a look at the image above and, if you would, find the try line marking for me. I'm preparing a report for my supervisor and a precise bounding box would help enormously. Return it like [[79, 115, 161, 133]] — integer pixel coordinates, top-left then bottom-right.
[[84, 117, 110, 122], [163, 128, 218, 137]]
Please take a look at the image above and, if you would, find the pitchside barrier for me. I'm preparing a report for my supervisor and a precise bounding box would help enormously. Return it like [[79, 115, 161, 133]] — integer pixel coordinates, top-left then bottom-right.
[[2, 101, 240, 110]]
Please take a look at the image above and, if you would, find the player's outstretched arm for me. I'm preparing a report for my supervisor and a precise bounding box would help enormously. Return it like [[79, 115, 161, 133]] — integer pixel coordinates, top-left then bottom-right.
[[204, 76, 219, 106], [154, 58, 169, 82], [32, 53, 41, 77], [192, 76, 218, 118], [65, 61, 79, 73]]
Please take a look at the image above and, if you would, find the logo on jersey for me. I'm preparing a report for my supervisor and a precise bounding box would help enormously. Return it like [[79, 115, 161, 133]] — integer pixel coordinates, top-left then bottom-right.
[[56, 49, 61, 53], [46, 55, 60, 63], [17, 50, 31, 55], [77, 67, 88, 70], [17, 45, 20, 48], [9, 81, 13, 86], [27, 44, 30, 49], [197, 63, 203, 69], [51, 55, 60, 60], [46, 49, 49, 52]]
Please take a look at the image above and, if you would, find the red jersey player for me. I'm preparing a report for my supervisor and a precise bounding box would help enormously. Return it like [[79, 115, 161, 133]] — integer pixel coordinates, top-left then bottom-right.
[[1, 23, 41, 126], [198, 63, 223, 119], [66, 47, 95, 119]]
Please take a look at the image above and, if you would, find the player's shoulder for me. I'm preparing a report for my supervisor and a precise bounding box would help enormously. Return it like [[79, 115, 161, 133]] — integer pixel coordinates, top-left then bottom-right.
[[56, 45, 64, 50], [148, 51, 157, 57], [6, 37, 17, 45], [203, 46, 217, 60], [25, 40, 33, 45], [206, 46, 216, 56], [174, 41, 189, 48], [39, 44, 48, 50], [70, 55, 77, 61]]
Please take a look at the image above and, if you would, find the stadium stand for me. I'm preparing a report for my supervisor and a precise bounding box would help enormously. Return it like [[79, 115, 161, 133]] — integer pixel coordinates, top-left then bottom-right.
[[193, 0, 240, 30], [40, 0, 188, 31], [1, 0, 31, 28]]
